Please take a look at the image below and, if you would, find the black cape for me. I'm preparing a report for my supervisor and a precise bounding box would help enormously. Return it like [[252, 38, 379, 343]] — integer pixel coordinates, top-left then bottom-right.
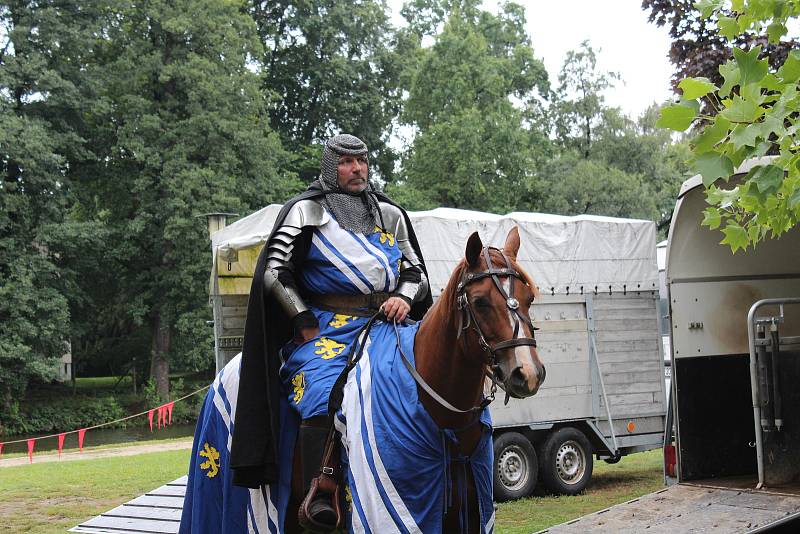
[[230, 184, 433, 488]]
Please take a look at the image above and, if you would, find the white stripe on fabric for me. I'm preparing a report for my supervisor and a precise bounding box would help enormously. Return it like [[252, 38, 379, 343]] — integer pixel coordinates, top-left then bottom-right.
[[211, 371, 234, 453], [354, 233, 397, 292], [318, 221, 386, 292], [265, 485, 279, 533], [358, 339, 421, 533], [341, 339, 400, 533], [312, 234, 372, 294], [486, 510, 495, 533], [350, 485, 368, 534], [247, 487, 270, 534], [247, 506, 255, 534]]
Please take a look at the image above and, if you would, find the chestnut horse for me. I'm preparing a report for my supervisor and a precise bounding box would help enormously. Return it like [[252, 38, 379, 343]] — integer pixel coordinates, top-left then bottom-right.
[[284, 226, 545, 533], [181, 227, 545, 534]]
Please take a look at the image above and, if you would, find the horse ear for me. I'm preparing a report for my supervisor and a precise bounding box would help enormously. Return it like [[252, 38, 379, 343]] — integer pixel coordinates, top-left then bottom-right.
[[504, 226, 520, 259], [465, 232, 482, 267]]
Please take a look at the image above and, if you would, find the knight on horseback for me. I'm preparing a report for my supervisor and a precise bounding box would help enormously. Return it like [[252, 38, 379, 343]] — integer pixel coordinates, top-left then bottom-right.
[[230, 133, 433, 531]]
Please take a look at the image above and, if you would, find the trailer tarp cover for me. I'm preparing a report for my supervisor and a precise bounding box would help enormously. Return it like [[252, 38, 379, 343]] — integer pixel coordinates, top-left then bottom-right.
[[212, 205, 658, 296]]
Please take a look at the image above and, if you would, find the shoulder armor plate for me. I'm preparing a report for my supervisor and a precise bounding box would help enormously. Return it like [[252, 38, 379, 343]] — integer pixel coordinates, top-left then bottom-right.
[[283, 199, 327, 229]]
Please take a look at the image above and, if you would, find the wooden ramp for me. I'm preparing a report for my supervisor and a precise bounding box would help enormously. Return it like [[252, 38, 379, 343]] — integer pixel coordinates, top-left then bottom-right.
[[71, 476, 187, 534]]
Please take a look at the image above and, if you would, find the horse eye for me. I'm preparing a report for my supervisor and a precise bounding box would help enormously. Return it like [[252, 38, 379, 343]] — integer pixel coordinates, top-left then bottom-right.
[[473, 297, 490, 308]]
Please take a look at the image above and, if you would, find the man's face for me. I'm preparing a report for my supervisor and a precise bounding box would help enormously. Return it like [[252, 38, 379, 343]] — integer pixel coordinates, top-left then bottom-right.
[[337, 154, 368, 194]]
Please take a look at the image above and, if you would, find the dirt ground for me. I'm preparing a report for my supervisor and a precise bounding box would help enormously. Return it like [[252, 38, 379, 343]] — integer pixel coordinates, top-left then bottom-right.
[[0, 437, 193, 468]]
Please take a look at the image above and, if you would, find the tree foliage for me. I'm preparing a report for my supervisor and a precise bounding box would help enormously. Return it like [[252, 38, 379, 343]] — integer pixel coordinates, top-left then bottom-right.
[[656, 0, 800, 252], [395, 1, 551, 212]]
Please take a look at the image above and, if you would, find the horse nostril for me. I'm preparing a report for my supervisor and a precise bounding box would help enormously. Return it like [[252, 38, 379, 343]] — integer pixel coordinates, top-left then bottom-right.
[[509, 366, 526, 388], [539, 364, 546, 384]]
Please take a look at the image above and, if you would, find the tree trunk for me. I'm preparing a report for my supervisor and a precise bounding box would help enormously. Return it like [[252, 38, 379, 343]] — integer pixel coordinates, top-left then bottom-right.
[[151, 312, 171, 401]]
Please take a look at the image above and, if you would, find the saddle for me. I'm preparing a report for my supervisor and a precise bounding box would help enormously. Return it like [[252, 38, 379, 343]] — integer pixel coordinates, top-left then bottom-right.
[[298, 425, 344, 532]]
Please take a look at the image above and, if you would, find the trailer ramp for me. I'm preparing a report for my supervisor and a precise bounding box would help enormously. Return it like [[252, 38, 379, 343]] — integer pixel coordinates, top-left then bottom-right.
[[537, 484, 800, 533]]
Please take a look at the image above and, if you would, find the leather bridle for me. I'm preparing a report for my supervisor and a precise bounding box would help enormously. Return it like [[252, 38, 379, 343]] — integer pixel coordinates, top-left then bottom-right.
[[456, 246, 538, 368]]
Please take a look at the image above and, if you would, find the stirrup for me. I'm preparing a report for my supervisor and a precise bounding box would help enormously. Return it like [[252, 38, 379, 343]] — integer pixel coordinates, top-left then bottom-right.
[[298, 476, 342, 532]]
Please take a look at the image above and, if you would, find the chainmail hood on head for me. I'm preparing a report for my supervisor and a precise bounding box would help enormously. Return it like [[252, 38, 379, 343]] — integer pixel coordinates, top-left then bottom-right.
[[318, 134, 379, 234]]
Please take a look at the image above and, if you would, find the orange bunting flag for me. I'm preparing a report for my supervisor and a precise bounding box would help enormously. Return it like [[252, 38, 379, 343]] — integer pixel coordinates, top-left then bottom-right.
[[166, 402, 175, 425], [158, 405, 166, 428], [27, 439, 35, 464], [148, 409, 154, 431], [58, 433, 66, 458], [78, 429, 87, 452]]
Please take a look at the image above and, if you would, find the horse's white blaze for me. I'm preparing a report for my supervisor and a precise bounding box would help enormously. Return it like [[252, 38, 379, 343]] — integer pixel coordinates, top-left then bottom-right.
[[502, 278, 538, 391]]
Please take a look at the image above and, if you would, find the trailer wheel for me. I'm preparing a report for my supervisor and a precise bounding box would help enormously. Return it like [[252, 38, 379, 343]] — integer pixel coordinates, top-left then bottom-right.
[[539, 427, 593, 495], [493, 432, 538, 502]]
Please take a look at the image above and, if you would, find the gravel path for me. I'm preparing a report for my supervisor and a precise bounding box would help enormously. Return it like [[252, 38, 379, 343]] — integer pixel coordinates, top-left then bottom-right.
[[0, 438, 193, 468]]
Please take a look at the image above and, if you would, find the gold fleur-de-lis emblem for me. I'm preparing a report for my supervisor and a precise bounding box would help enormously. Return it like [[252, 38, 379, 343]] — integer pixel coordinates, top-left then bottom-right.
[[328, 314, 355, 329], [292, 372, 305, 404], [345, 484, 352, 511], [199, 443, 220, 478], [314, 337, 346, 360], [374, 226, 396, 247]]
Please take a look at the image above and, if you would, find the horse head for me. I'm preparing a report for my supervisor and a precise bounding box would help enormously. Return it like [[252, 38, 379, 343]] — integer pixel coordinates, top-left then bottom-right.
[[458, 226, 546, 399]]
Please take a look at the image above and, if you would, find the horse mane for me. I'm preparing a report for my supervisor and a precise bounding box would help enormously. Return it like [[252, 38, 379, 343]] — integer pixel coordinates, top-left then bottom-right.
[[424, 248, 540, 325]]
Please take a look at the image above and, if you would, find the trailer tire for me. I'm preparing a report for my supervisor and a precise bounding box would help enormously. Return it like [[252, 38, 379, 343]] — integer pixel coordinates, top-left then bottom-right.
[[493, 432, 538, 502], [539, 427, 593, 495]]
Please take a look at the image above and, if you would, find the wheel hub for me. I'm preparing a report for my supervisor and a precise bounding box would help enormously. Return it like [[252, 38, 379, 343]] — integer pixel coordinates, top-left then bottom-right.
[[497, 445, 529, 490], [555, 440, 585, 484]]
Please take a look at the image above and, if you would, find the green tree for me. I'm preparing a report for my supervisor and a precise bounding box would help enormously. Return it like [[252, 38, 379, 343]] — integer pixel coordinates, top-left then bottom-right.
[[0, 1, 106, 416], [251, 0, 401, 181], [552, 41, 620, 159], [656, 1, 800, 252], [74, 0, 298, 399], [395, 2, 551, 212]]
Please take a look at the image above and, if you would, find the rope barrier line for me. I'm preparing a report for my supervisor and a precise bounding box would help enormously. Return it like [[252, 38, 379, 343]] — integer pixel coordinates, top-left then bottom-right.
[[0, 385, 210, 446]]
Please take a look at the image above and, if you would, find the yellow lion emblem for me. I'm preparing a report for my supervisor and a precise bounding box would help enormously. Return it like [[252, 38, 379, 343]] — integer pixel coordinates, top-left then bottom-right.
[[199, 443, 220, 478], [328, 314, 355, 329], [374, 226, 396, 247], [314, 337, 346, 360], [292, 372, 305, 404]]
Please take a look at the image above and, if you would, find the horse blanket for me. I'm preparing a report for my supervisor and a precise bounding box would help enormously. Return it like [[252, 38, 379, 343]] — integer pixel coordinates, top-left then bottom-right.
[[180, 326, 495, 533]]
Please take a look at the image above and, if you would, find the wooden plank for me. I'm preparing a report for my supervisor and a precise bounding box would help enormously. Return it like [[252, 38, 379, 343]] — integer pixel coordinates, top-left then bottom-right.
[[221, 306, 248, 317], [80, 515, 178, 534], [148, 485, 186, 497], [593, 298, 655, 310], [592, 307, 658, 320], [536, 362, 591, 389], [596, 339, 659, 353], [168, 475, 188, 485], [593, 319, 659, 332], [222, 316, 245, 330], [600, 392, 655, 406], [597, 350, 660, 364], [601, 361, 661, 376], [596, 330, 658, 342], [535, 319, 587, 333], [604, 381, 663, 395], [101, 505, 182, 521], [126, 495, 184, 509], [221, 294, 249, 307]]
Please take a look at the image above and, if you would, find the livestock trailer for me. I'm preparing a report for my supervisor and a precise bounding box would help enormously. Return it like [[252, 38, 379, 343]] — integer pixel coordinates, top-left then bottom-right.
[[208, 206, 666, 501], [539, 158, 800, 533]]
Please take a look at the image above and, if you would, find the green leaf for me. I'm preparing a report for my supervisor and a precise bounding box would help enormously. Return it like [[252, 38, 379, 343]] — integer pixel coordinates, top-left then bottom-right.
[[788, 187, 800, 210], [750, 164, 784, 193], [719, 60, 741, 97], [695, 0, 724, 17], [702, 208, 723, 229], [777, 50, 800, 83], [693, 117, 731, 153], [720, 222, 749, 253], [718, 16, 740, 39], [719, 95, 762, 123], [679, 77, 718, 99], [766, 22, 787, 43], [730, 123, 762, 149], [734, 47, 768, 86], [695, 152, 735, 186], [656, 102, 698, 131]]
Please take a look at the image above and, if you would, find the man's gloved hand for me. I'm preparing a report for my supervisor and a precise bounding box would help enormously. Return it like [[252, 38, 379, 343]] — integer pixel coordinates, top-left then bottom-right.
[[381, 296, 411, 323]]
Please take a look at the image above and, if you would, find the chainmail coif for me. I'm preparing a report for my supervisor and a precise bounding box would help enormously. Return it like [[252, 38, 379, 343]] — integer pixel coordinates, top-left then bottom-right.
[[318, 134, 379, 234]]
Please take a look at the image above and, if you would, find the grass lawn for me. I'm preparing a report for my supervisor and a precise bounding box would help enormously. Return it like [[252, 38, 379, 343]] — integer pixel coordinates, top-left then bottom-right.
[[0, 447, 663, 533], [0, 449, 191, 534]]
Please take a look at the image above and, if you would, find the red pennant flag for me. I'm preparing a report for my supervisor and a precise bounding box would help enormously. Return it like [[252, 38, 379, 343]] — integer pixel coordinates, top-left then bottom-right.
[[58, 433, 66, 458], [158, 405, 166, 429], [148, 409, 154, 431], [78, 429, 87, 452], [27, 439, 35, 464], [0, 442, 4, 458], [167, 402, 175, 425]]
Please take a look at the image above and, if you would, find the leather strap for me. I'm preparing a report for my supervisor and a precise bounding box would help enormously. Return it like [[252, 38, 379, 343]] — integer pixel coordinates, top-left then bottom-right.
[[307, 292, 393, 316]]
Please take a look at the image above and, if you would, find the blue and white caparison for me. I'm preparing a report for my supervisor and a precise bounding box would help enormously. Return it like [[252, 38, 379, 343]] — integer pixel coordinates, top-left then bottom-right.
[[180, 210, 495, 533]]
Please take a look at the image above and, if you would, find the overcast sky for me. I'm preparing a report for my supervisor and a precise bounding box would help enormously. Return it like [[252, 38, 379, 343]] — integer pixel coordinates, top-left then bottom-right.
[[388, 0, 676, 119]]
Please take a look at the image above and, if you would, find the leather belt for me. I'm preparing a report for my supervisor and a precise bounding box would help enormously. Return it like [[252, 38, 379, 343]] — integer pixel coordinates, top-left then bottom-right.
[[307, 292, 393, 317]]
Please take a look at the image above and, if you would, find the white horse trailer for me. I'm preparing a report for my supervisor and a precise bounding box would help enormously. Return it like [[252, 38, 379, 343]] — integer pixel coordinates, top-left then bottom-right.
[[207, 206, 666, 502], [538, 158, 800, 533]]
